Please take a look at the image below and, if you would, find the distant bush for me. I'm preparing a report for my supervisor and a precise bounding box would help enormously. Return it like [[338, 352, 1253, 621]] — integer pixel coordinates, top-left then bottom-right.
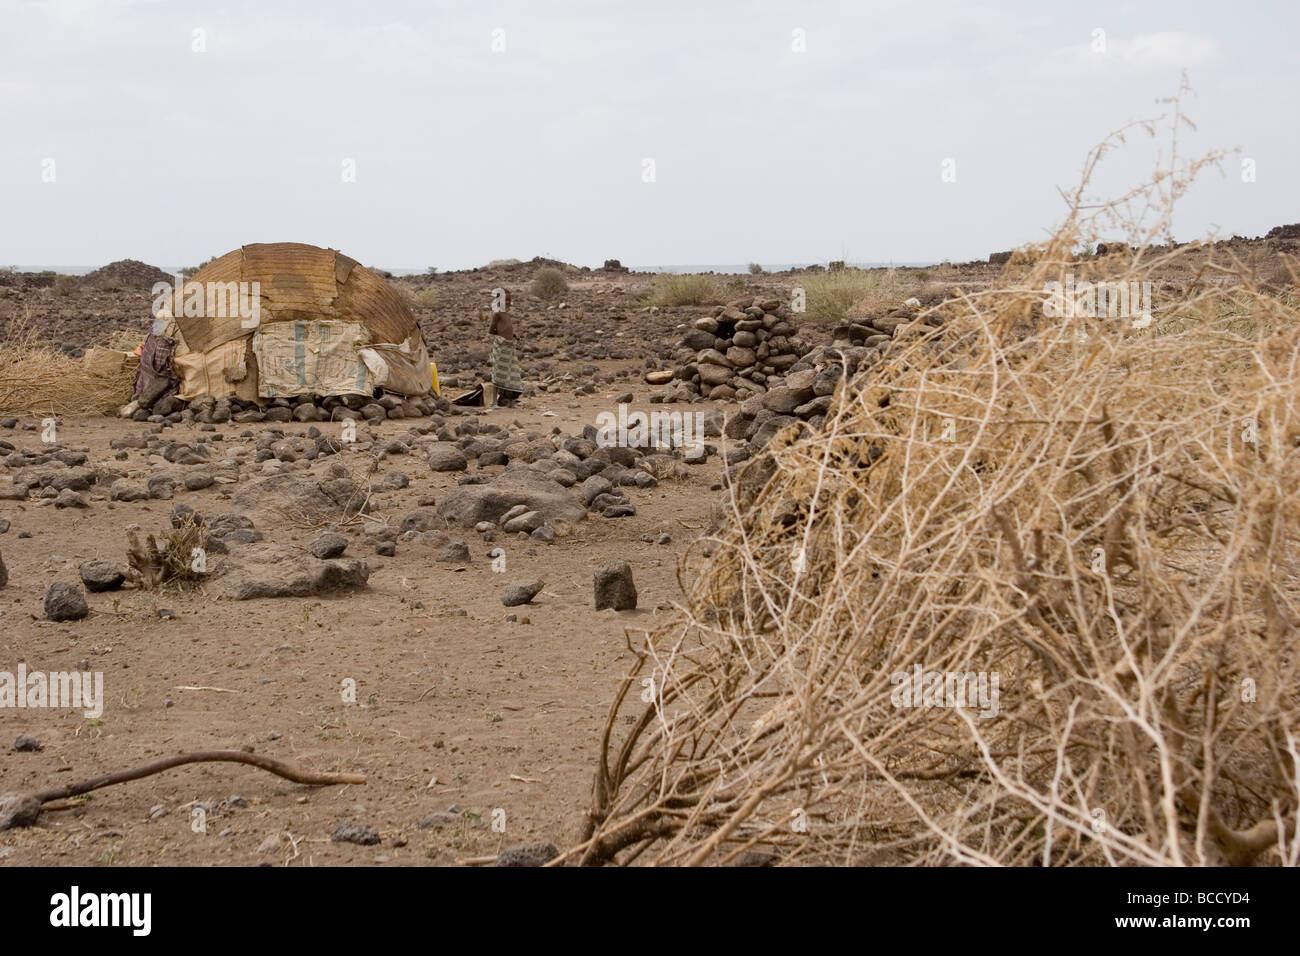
[[426, 266, 438, 275], [532, 267, 569, 300], [179, 256, 216, 278], [801, 269, 881, 322], [647, 273, 723, 307], [748, 262, 765, 275], [409, 287, 439, 309]]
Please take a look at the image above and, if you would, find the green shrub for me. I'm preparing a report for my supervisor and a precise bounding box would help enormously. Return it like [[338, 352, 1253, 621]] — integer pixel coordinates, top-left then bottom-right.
[[748, 262, 764, 275]]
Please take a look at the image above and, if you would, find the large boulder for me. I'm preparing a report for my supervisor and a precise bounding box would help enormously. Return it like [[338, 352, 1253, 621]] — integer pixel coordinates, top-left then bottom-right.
[[436, 469, 586, 527], [222, 545, 371, 600]]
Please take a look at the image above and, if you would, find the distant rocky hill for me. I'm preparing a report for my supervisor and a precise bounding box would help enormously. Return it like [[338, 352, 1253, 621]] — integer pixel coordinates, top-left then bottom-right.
[[82, 259, 172, 291]]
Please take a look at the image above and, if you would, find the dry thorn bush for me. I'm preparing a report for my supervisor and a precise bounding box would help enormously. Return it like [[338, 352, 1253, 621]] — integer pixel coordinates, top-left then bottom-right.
[[563, 92, 1300, 867]]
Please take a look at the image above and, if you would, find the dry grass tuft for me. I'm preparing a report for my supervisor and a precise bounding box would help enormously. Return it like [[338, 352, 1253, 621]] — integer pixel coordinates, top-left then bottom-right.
[[564, 92, 1300, 867], [126, 518, 210, 589], [0, 317, 135, 415], [647, 273, 724, 307], [799, 268, 885, 322], [532, 267, 569, 300]]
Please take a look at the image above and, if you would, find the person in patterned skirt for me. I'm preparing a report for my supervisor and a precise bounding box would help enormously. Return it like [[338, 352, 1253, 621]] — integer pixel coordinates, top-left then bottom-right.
[[489, 288, 522, 407]]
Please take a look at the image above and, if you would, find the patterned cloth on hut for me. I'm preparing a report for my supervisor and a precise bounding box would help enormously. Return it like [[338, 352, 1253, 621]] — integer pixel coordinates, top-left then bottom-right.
[[490, 335, 522, 393], [131, 331, 178, 407]]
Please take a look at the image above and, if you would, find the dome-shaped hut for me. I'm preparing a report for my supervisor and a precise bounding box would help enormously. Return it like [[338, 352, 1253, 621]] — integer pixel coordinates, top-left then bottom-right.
[[149, 242, 430, 402]]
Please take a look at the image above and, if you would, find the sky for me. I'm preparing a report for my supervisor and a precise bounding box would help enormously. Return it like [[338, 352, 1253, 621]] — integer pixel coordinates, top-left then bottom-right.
[[1, 0, 1296, 271]]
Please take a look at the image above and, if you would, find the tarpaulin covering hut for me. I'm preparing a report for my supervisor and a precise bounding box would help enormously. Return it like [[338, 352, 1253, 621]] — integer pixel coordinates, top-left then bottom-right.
[[145, 242, 430, 403]]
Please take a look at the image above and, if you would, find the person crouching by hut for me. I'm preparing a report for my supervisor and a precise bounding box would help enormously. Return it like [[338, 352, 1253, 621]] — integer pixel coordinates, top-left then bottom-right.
[[489, 288, 523, 407]]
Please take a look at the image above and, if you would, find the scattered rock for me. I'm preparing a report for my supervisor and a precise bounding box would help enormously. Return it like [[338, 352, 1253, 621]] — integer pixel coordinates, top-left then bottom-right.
[[331, 822, 380, 846], [427, 444, 468, 472], [501, 580, 544, 607], [222, 546, 370, 600], [0, 793, 42, 830], [308, 533, 348, 559], [437, 470, 586, 526], [436, 540, 470, 563], [79, 560, 125, 593], [492, 842, 559, 867], [594, 561, 637, 611], [44, 581, 89, 621]]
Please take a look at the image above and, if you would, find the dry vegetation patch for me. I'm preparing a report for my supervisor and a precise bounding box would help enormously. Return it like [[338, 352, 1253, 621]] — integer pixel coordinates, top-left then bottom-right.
[[566, 109, 1300, 867]]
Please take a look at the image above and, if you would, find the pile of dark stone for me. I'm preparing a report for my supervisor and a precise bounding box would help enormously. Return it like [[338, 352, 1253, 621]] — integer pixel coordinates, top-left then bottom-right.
[[130, 391, 446, 426], [722, 302, 946, 450], [828, 302, 942, 348], [653, 297, 812, 403]]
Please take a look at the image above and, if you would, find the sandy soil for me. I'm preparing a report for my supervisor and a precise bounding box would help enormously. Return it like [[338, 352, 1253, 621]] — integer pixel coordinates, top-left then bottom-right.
[[0, 378, 725, 866]]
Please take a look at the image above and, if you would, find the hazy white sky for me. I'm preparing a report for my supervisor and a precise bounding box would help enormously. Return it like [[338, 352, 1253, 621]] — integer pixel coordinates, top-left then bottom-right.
[[1, 0, 1295, 270]]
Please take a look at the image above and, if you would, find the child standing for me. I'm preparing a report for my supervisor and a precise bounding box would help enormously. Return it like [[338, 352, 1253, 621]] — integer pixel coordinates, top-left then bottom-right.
[[489, 288, 522, 407]]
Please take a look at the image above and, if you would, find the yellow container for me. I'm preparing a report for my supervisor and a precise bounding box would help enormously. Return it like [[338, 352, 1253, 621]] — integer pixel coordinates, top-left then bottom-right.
[[429, 361, 440, 396]]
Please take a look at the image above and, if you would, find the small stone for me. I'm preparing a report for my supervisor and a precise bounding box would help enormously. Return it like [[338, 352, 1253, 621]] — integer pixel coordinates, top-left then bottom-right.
[[79, 560, 125, 593], [54, 488, 87, 509], [502, 510, 543, 534], [13, 734, 43, 752], [492, 842, 559, 867], [331, 822, 380, 845], [44, 581, 88, 621], [309, 533, 348, 559], [147, 475, 175, 499], [436, 540, 470, 563], [594, 561, 637, 611], [427, 444, 468, 472], [501, 580, 544, 607]]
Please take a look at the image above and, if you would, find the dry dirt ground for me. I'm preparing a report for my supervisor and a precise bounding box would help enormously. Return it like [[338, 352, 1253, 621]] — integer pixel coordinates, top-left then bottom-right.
[[0, 384, 723, 866], [0, 263, 757, 866], [3, 236, 1290, 866]]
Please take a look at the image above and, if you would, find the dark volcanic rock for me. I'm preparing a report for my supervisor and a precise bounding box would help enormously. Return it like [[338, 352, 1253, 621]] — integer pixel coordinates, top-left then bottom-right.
[[594, 561, 637, 611], [308, 533, 348, 559], [222, 546, 370, 600], [436, 470, 585, 527], [44, 581, 89, 621], [501, 580, 544, 607], [492, 842, 559, 867], [331, 822, 380, 846], [79, 560, 125, 593]]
